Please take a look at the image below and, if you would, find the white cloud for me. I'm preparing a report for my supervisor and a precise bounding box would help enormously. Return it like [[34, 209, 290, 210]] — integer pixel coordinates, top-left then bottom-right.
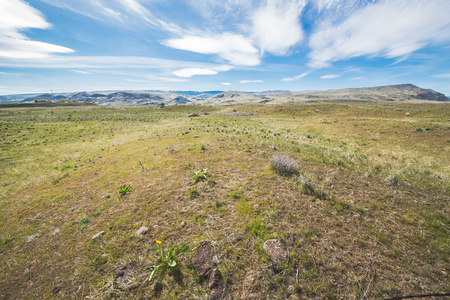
[[173, 68, 218, 77], [163, 0, 306, 66], [433, 73, 450, 79], [251, 0, 306, 55], [172, 64, 233, 77], [163, 33, 260, 66], [282, 71, 310, 81], [0, 0, 74, 59], [71, 70, 91, 74], [39, 0, 181, 32], [117, 0, 156, 26], [320, 74, 340, 79], [240, 80, 263, 83], [222, 82, 231, 86], [0, 56, 230, 74], [308, 0, 450, 68], [126, 76, 188, 82]]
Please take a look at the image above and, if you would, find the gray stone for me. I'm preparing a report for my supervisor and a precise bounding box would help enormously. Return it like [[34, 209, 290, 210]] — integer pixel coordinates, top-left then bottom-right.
[[25, 234, 38, 243], [136, 226, 149, 235], [192, 241, 215, 278], [92, 231, 106, 241], [263, 239, 289, 263], [113, 261, 139, 290]]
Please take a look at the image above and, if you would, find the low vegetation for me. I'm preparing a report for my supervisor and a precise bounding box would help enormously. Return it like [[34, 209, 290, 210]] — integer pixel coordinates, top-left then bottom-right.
[[270, 155, 299, 175], [0, 102, 448, 299]]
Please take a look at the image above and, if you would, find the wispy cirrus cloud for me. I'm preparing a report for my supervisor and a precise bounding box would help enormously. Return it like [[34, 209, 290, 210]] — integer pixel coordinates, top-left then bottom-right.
[[0, 55, 228, 74], [308, 0, 450, 68], [0, 0, 74, 59], [320, 74, 340, 79], [71, 70, 91, 74], [433, 73, 450, 79], [282, 71, 310, 82], [240, 80, 263, 83]]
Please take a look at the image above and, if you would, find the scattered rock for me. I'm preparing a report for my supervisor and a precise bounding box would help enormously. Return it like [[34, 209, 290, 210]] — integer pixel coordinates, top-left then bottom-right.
[[192, 241, 215, 278], [136, 226, 149, 235], [51, 283, 63, 294], [53, 228, 60, 235], [113, 261, 139, 290], [208, 268, 230, 300], [181, 221, 186, 228], [209, 268, 223, 290], [263, 239, 289, 263], [25, 234, 38, 243], [92, 231, 106, 241]]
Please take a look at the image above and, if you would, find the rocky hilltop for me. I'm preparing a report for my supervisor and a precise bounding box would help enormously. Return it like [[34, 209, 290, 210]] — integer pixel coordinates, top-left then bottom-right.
[[313, 84, 449, 102]]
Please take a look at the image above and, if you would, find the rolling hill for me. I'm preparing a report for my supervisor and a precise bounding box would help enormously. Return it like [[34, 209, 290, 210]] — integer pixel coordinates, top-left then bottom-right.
[[0, 84, 447, 106]]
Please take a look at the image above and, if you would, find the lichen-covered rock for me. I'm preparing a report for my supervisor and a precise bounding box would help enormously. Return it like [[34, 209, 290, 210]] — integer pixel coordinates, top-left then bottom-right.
[[263, 239, 289, 263], [192, 241, 215, 278]]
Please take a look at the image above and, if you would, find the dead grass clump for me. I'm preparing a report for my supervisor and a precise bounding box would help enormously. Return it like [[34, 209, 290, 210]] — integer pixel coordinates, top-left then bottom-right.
[[297, 173, 328, 200], [270, 155, 299, 175]]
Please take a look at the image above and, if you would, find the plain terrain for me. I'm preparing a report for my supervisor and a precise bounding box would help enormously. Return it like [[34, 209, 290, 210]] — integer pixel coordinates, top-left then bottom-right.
[[0, 102, 449, 299]]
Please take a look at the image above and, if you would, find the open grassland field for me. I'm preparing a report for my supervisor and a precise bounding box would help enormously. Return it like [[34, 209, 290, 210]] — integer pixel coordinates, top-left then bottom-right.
[[0, 103, 449, 299]]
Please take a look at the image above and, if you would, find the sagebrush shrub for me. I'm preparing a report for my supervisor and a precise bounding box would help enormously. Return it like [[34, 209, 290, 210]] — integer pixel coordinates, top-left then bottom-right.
[[270, 155, 299, 175]]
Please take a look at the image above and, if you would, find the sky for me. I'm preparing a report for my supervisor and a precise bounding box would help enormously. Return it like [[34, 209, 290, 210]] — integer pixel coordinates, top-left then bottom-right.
[[1, 0, 450, 95]]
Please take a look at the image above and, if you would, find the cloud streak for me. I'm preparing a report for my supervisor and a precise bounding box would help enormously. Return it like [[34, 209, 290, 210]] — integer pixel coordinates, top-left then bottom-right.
[[282, 71, 310, 82], [308, 0, 450, 68], [240, 80, 263, 83]]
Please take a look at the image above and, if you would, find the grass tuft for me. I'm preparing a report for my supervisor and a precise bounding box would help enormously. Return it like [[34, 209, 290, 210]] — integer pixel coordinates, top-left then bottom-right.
[[270, 155, 299, 175]]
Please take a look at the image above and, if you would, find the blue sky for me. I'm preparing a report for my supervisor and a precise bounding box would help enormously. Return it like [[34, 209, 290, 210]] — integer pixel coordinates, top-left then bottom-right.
[[1, 0, 450, 95]]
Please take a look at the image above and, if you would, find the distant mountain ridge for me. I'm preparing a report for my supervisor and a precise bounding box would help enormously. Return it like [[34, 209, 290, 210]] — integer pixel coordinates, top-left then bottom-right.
[[0, 84, 447, 106]]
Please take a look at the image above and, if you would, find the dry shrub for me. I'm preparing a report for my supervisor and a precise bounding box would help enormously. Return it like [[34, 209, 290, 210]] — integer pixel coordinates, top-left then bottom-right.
[[270, 155, 299, 175]]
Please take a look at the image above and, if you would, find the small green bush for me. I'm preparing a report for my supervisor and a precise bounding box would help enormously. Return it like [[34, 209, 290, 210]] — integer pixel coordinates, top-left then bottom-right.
[[118, 184, 132, 197], [192, 168, 208, 183]]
